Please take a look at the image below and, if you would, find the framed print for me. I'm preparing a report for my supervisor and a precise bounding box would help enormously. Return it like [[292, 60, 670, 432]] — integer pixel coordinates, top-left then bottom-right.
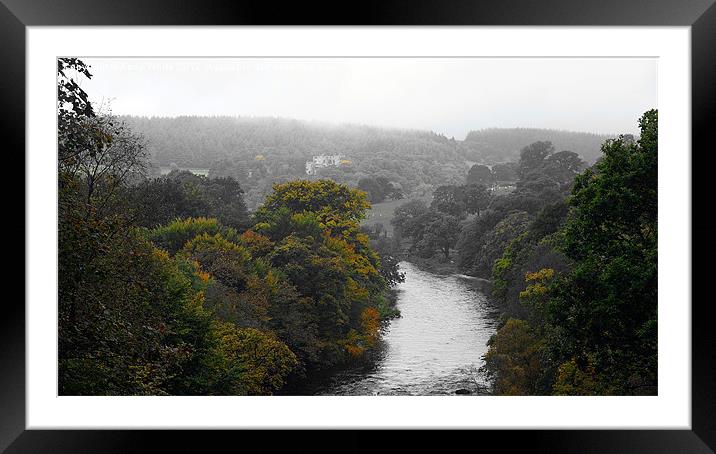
[[5, 0, 714, 451]]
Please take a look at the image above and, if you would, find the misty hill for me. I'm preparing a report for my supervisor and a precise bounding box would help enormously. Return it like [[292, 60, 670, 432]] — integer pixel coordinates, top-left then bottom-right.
[[122, 115, 468, 208], [463, 128, 614, 164], [124, 116, 614, 169], [122, 116, 616, 208], [123, 116, 461, 169]]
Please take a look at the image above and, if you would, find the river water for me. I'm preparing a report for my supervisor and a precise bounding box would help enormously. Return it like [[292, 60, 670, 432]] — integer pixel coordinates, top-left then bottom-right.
[[315, 261, 499, 395]]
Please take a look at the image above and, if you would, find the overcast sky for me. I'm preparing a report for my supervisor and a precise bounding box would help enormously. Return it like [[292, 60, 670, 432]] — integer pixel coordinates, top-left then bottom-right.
[[81, 58, 656, 139]]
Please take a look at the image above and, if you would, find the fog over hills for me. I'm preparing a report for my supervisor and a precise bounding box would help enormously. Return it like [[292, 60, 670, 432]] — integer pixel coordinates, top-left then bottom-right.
[[122, 115, 615, 169], [463, 128, 614, 164]]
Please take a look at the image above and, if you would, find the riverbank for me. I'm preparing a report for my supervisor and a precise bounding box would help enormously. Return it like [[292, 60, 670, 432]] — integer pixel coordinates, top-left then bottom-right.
[[313, 261, 499, 395]]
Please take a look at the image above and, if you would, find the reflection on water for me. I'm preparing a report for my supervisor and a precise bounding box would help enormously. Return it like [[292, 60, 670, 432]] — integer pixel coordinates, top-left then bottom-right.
[[316, 261, 498, 395]]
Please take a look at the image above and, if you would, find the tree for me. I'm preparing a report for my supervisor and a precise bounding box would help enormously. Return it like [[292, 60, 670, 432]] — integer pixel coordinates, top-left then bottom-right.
[[466, 164, 494, 186], [472, 210, 532, 277], [129, 172, 249, 230], [492, 162, 519, 183], [356, 176, 401, 203], [205, 323, 298, 395], [377, 253, 405, 287], [423, 214, 461, 259], [430, 185, 466, 217], [147, 217, 238, 255], [253, 179, 389, 367], [542, 150, 585, 189], [518, 141, 554, 179], [201, 176, 250, 229], [463, 183, 491, 216], [483, 318, 544, 395], [256, 179, 370, 226], [377, 176, 404, 200], [391, 199, 430, 238], [59, 228, 213, 395], [128, 177, 208, 228], [455, 209, 504, 271], [358, 177, 385, 203], [61, 113, 148, 217], [550, 109, 658, 395], [58, 58, 95, 168]]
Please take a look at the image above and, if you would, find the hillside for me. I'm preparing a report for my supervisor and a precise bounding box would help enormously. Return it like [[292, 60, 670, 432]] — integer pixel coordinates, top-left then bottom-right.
[[124, 116, 615, 168], [122, 116, 615, 209], [123, 115, 460, 168]]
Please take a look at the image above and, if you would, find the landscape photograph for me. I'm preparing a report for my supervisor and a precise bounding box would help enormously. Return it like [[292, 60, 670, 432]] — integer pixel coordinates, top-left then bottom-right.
[[58, 57, 657, 396]]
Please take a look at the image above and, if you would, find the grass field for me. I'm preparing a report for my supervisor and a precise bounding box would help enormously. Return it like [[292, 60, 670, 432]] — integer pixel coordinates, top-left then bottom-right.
[[363, 196, 431, 236]]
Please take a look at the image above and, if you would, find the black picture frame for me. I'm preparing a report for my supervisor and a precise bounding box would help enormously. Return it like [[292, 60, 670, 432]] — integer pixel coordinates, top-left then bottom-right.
[[4, 0, 713, 452]]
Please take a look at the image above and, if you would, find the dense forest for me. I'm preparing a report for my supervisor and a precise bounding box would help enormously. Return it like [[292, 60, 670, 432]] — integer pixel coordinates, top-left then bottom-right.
[[58, 57, 656, 396], [122, 116, 613, 209]]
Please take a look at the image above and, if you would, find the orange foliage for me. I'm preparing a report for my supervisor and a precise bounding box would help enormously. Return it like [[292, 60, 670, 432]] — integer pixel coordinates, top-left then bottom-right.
[[360, 307, 381, 346]]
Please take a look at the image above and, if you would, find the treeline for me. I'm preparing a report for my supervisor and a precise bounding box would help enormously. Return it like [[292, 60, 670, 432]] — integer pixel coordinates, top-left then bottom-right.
[[463, 127, 614, 165], [390, 142, 584, 264], [58, 59, 401, 395], [122, 115, 614, 210]]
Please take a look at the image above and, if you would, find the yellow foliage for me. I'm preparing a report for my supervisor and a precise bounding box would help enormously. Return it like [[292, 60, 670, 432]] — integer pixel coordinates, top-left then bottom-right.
[[196, 270, 211, 283], [519, 268, 556, 308], [360, 307, 381, 346], [525, 268, 555, 282], [553, 358, 605, 395]]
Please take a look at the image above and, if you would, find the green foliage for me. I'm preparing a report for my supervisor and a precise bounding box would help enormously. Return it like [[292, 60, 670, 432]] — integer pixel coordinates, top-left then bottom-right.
[[129, 171, 250, 229], [58, 222, 212, 395], [201, 323, 298, 395], [146, 217, 239, 254], [482, 110, 658, 396], [254, 180, 389, 368], [471, 211, 532, 277], [255, 179, 371, 226], [422, 214, 461, 259], [358, 176, 403, 203], [391, 199, 431, 239], [549, 109, 658, 395], [430, 185, 467, 217], [483, 319, 545, 395]]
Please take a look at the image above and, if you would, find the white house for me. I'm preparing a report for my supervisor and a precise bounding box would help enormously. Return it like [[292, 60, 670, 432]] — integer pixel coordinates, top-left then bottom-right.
[[305, 155, 345, 175]]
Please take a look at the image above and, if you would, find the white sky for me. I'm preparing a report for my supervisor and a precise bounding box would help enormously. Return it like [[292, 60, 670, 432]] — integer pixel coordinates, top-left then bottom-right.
[[81, 58, 656, 139]]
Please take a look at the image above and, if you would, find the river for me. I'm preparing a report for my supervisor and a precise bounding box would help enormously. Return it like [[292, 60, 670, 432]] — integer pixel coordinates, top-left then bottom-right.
[[314, 261, 499, 395]]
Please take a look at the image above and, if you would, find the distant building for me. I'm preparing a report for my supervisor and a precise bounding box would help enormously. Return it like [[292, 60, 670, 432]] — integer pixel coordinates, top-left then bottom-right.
[[305, 154, 345, 175]]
